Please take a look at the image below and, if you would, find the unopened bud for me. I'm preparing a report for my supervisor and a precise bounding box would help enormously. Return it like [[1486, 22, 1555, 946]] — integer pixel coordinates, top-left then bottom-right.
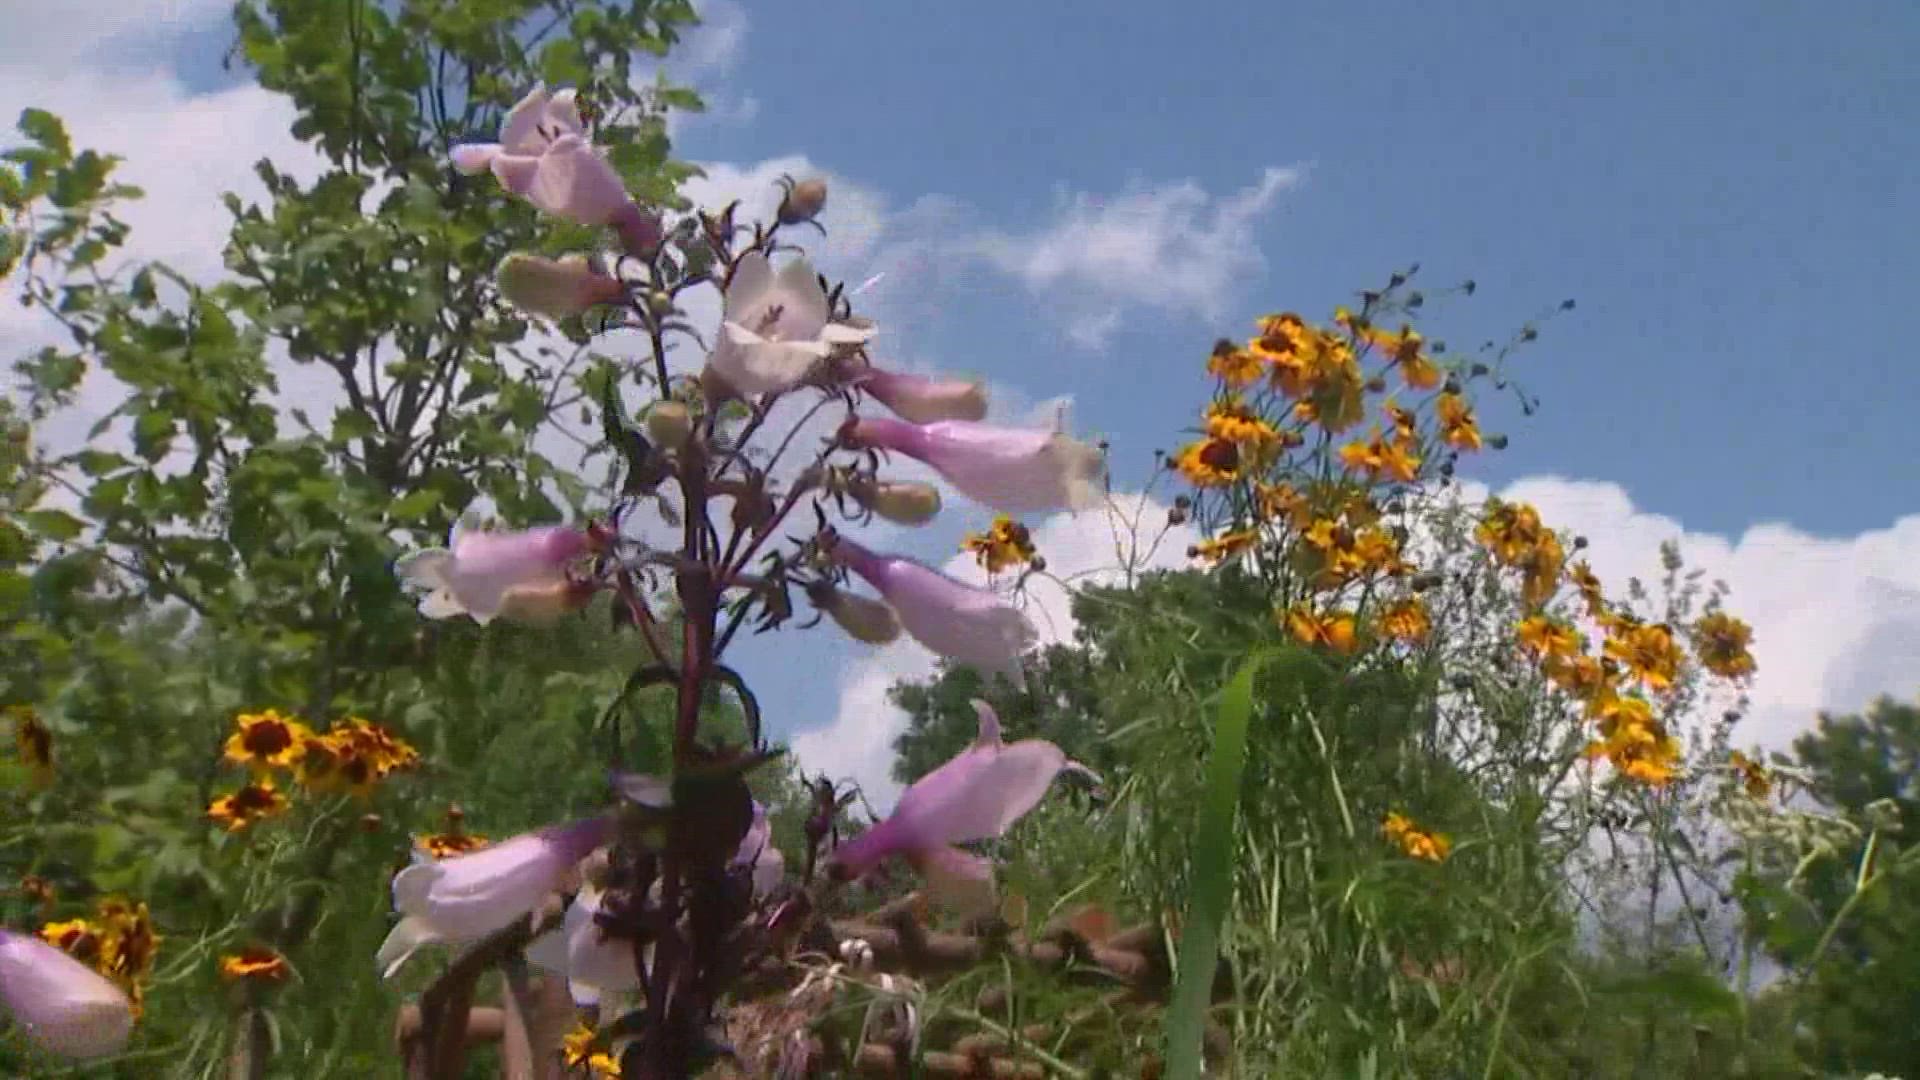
[[1470, 363, 1490, 377], [646, 401, 693, 449], [1443, 376, 1462, 395], [497, 579, 597, 626], [1029, 555, 1047, 573], [1365, 376, 1387, 393], [647, 290, 675, 317], [779, 178, 829, 226], [700, 363, 740, 405], [810, 583, 902, 645], [1168, 506, 1189, 526], [1487, 434, 1509, 450], [496, 252, 624, 320], [1573, 535, 1589, 550], [852, 478, 942, 526]]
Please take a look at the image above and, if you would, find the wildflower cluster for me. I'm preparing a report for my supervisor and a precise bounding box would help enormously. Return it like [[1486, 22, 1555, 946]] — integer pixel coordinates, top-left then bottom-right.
[[207, 710, 418, 831], [37, 897, 160, 1016], [1479, 506, 1759, 789], [1382, 812, 1452, 863], [962, 514, 1039, 575], [1172, 275, 1496, 661]]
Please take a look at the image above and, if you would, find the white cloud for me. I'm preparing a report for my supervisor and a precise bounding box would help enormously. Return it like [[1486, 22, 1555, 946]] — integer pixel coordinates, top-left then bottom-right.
[[790, 490, 1199, 809], [962, 166, 1302, 347], [0, 0, 229, 69], [1467, 477, 1920, 754]]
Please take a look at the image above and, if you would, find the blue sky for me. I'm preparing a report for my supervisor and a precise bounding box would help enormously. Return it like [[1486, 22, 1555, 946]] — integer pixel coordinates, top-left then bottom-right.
[[677, 0, 1919, 540], [4, 0, 1918, 802]]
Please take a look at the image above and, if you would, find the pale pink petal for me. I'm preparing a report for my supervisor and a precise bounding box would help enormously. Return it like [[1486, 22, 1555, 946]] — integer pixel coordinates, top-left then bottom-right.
[[527, 136, 632, 226], [708, 322, 829, 397], [771, 257, 829, 338], [0, 931, 134, 1061], [722, 251, 776, 319], [849, 418, 1105, 514], [498, 85, 553, 154], [830, 536, 1034, 684], [543, 88, 585, 138], [451, 143, 501, 175], [490, 152, 540, 196], [891, 739, 1068, 847], [970, 699, 1003, 747], [434, 525, 590, 622], [828, 814, 916, 879], [859, 367, 988, 424], [559, 885, 641, 1004], [821, 322, 877, 345], [389, 817, 609, 944], [732, 803, 785, 898]]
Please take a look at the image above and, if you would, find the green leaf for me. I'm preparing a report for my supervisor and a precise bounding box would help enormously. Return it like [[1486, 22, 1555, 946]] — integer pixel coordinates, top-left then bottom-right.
[[18, 107, 71, 159], [133, 408, 175, 462], [74, 449, 129, 476], [1602, 967, 1743, 1020], [388, 488, 441, 524], [23, 509, 84, 541]]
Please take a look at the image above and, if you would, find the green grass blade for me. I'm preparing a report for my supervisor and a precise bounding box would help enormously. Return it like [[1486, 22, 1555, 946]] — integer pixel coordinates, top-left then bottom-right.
[[1163, 649, 1267, 1079]]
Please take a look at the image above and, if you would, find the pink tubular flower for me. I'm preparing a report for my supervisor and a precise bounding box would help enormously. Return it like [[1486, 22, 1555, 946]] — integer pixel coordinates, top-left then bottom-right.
[[451, 85, 653, 243], [375, 816, 611, 979], [733, 800, 786, 899], [0, 930, 135, 1061], [527, 882, 639, 1007], [706, 251, 874, 397], [844, 416, 1105, 515], [496, 253, 626, 320], [396, 519, 593, 626], [827, 535, 1035, 685], [829, 701, 1086, 915], [525, 802, 781, 1006], [856, 366, 988, 424]]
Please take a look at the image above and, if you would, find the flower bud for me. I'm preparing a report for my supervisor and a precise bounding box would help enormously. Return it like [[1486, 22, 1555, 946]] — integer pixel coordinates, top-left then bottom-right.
[[778, 178, 829, 226], [851, 478, 942, 526], [646, 401, 693, 449], [1487, 434, 1509, 450], [856, 366, 988, 424], [611, 202, 664, 259], [701, 363, 741, 405], [496, 253, 625, 320], [809, 583, 902, 645], [647, 290, 675, 317], [496, 579, 598, 626]]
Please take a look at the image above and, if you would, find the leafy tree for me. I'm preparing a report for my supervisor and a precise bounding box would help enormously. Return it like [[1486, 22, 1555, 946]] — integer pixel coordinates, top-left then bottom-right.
[[1745, 697, 1920, 1075]]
